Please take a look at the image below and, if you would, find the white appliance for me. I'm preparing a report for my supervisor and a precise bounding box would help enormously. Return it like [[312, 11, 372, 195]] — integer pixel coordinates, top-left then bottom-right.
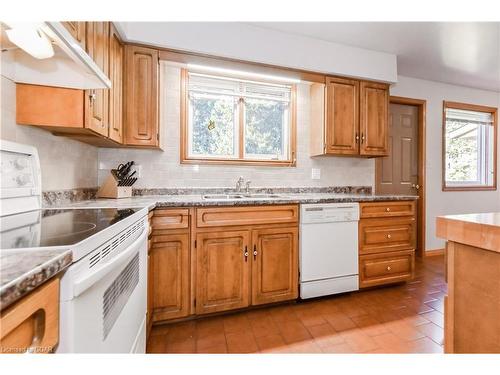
[[0, 140, 148, 353], [1, 22, 111, 89], [299, 203, 360, 299]]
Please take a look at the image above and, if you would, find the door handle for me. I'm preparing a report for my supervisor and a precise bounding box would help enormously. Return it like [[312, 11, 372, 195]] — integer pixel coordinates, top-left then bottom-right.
[[411, 184, 420, 190]]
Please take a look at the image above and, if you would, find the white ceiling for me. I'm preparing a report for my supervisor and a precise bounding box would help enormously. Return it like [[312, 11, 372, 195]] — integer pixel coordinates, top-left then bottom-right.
[[250, 22, 500, 92]]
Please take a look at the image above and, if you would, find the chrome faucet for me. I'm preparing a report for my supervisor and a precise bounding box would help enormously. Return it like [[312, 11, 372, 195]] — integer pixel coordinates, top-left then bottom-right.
[[235, 176, 245, 193], [245, 180, 252, 194]]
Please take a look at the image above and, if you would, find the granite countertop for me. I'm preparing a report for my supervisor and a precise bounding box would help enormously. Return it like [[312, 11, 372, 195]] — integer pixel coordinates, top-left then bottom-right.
[[45, 192, 418, 210], [0, 248, 72, 311], [437, 212, 500, 254]]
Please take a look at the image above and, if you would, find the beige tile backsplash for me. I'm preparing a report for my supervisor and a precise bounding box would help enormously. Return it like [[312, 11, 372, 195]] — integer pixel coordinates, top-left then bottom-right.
[[98, 65, 374, 189]]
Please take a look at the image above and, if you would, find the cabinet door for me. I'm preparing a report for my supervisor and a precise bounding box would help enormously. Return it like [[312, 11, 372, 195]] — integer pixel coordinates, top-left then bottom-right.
[[150, 233, 190, 321], [85, 22, 109, 137], [108, 24, 123, 143], [196, 230, 250, 314], [62, 22, 85, 49], [325, 77, 359, 155], [123, 45, 159, 147], [251, 227, 298, 305], [359, 81, 389, 156]]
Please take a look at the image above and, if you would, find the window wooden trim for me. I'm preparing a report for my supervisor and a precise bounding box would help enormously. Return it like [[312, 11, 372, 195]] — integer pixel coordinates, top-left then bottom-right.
[[442, 101, 498, 192], [180, 68, 297, 167]]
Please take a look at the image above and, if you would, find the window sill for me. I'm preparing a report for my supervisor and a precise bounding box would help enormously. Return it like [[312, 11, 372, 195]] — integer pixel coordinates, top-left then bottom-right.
[[442, 185, 497, 192], [181, 157, 297, 167]]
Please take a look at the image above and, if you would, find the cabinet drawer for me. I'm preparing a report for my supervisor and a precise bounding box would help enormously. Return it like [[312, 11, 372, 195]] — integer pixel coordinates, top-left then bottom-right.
[[152, 209, 189, 230], [360, 201, 415, 218], [0, 278, 59, 353], [359, 217, 415, 254], [196, 205, 298, 228], [359, 250, 415, 288]]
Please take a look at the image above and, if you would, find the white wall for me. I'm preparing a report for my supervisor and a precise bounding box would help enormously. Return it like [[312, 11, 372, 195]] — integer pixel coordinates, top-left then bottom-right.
[[118, 22, 398, 84], [0, 76, 99, 190], [98, 64, 374, 189], [391, 75, 500, 251]]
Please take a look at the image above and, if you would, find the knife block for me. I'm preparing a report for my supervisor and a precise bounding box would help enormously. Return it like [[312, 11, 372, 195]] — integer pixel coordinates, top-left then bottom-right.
[[96, 174, 132, 199]]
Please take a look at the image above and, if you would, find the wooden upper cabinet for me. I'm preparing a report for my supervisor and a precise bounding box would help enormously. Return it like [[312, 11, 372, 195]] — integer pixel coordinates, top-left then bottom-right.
[[150, 233, 190, 321], [251, 227, 298, 305], [62, 22, 86, 49], [123, 45, 159, 147], [108, 23, 123, 143], [360, 81, 389, 156], [310, 77, 389, 157], [325, 77, 359, 155], [85, 21, 109, 137], [195, 230, 250, 314]]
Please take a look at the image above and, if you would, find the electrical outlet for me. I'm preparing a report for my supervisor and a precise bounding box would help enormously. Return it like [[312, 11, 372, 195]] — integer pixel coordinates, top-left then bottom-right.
[[131, 165, 142, 178], [311, 168, 321, 180]]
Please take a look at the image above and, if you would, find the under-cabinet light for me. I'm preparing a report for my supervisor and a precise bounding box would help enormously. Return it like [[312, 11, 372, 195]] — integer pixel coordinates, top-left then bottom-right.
[[187, 63, 301, 84], [5, 22, 54, 59]]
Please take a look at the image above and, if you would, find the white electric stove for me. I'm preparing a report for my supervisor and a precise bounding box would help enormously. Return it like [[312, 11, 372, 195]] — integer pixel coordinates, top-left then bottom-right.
[[0, 140, 148, 353]]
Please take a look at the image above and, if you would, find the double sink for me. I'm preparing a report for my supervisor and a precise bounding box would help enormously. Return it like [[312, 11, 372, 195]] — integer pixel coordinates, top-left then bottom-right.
[[202, 193, 283, 200]]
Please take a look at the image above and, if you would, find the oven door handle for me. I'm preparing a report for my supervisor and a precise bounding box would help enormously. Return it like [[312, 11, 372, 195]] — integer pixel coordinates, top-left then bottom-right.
[[73, 227, 147, 298]]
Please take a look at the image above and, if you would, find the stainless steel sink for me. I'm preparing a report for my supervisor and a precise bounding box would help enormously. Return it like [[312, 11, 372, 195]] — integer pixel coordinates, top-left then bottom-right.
[[244, 193, 282, 198], [202, 194, 245, 200], [202, 193, 282, 200]]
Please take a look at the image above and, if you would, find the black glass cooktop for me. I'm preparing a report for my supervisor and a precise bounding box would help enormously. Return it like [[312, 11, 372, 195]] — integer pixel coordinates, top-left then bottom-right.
[[1, 208, 141, 249]]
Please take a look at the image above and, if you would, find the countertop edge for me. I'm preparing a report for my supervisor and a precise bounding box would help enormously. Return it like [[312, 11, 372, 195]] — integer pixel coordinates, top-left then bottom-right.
[[436, 215, 500, 254], [0, 250, 72, 311]]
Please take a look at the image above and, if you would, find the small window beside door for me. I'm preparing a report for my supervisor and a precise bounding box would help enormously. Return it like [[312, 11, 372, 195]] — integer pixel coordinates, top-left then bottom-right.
[[443, 101, 497, 191]]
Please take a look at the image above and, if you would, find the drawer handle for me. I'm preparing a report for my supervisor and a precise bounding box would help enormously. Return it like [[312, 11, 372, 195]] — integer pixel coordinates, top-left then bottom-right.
[[387, 234, 392, 239], [387, 266, 392, 271], [386, 207, 391, 212]]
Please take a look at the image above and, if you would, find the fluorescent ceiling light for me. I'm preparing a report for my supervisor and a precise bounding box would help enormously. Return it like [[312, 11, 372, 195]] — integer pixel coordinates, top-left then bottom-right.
[[5, 23, 54, 59], [187, 63, 300, 84]]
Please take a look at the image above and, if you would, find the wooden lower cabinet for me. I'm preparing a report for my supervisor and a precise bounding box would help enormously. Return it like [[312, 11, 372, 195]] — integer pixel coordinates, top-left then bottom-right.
[[251, 227, 298, 305], [0, 278, 59, 353], [195, 230, 251, 315], [151, 233, 190, 321], [359, 250, 415, 288], [358, 201, 416, 288]]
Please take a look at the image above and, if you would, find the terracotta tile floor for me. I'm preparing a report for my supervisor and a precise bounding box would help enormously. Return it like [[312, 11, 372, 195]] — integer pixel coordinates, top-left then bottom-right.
[[147, 255, 446, 354]]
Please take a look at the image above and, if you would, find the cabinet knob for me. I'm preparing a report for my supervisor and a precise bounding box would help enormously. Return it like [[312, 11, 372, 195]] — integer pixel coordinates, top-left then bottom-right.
[[387, 266, 392, 271], [387, 234, 392, 239], [244, 246, 248, 261], [253, 245, 257, 260], [386, 207, 391, 212]]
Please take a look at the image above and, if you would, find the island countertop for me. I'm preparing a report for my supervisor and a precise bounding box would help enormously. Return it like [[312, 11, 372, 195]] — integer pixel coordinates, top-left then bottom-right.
[[436, 212, 500, 254]]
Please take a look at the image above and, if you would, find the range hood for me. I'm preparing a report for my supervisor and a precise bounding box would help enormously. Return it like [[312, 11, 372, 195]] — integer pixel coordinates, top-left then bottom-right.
[[1, 22, 111, 89]]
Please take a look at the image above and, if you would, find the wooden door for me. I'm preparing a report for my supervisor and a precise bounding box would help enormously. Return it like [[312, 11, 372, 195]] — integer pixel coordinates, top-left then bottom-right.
[[108, 24, 123, 143], [360, 81, 389, 156], [325, 77, 359, 155], [85, 22, 109, 137], [251, 227, 298, 305], [196, 230, 250, 314], [376, 103, 419, 194], [150, 233, 190, 321], [123, 45, 159, 147], [62, 22, 86, 49]]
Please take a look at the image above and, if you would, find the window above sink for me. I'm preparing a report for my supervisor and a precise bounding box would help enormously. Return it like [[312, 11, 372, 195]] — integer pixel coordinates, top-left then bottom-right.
[[181, 69, 297, 167]]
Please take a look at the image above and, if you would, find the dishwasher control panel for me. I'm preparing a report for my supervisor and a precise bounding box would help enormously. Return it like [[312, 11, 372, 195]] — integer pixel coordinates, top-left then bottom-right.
[[301, 203, 360, 223]]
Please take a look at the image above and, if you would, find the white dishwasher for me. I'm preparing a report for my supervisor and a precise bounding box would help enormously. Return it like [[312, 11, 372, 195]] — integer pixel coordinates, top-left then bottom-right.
[[300, 203, 360, 299]]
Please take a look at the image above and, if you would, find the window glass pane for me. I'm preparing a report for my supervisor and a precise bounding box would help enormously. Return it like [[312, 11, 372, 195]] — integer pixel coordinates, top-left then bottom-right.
[[444, 106, 495, 187], [189, 92, 238, 158], [445, 121, 480, 183], [244, 98, 288, 159]]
